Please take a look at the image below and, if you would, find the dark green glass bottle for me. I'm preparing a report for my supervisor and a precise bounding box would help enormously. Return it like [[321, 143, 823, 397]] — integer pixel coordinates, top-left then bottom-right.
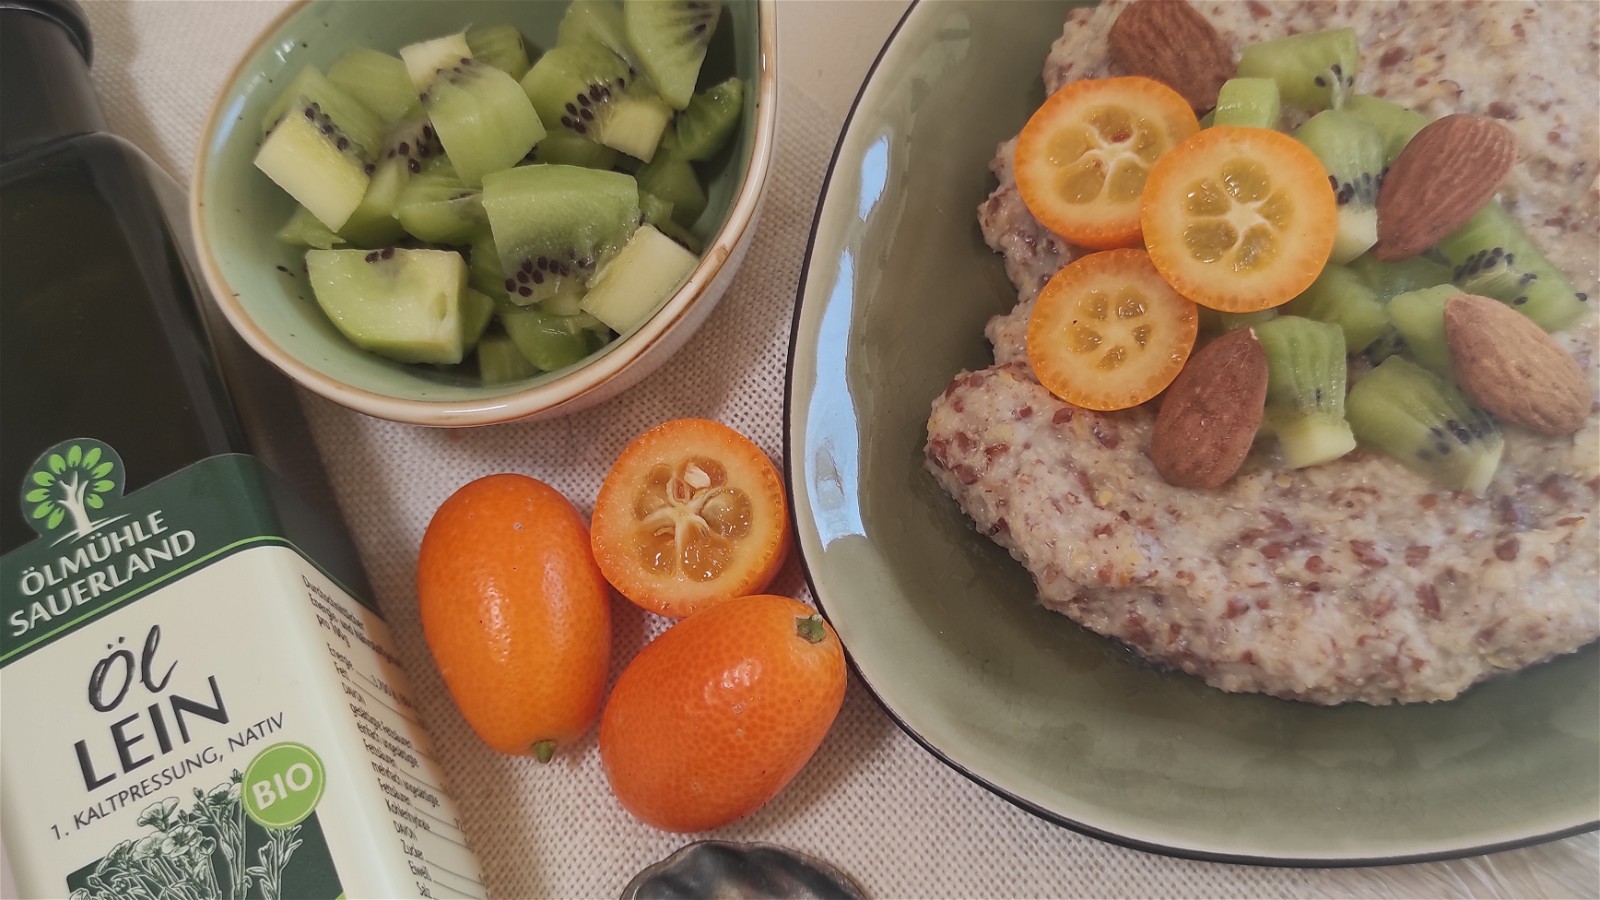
[[1, 9, 484, 897], [0, 0, 246, 554]]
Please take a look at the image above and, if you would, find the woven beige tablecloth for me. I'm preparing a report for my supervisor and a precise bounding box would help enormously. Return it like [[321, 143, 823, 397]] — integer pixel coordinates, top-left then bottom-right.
[[48, 1, 1599, 897]]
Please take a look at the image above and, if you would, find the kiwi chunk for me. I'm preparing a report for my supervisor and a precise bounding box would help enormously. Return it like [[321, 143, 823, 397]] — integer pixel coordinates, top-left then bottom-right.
[[1346, 252, 1453, 304], [254, 99, 373, 231], [521, 43, 673, 162], [327, 48, 420, 125], [459, 287, 495, 351], [1211, 77, 1280, 129], [1280, 263, 1391, 354], [579, 225, 699, 332], [541, 290, 587, 317], [400, 31, 474, 91], [336, 162, 407, 247], [482, 164, 641, 306], [638, 189, 674, 229], [336, 118, 439, 247], [1347, 356, 1503, 494], [1439, 202, 1589, 331], [395, 161, 488, 245], [277, 206, 344, 250], [468, 230, 510, 303], [559, 0, 641, 67], [1254, 316, 1357, 468], [1295, 109, 1383, 264], [639, 190, 703, 253], [635, 150, 707, 228], [477, 329, 541, 384], [1236, 27, 1358, 111], [305, 248, 472, 365], [1386, 285, 1458, 376], [530, 131, 623, 169], [466, 24, 533, 80], [1343, 94, 1428, 165], [669, 77, 743, 160], [624, 0, 720, 110], [422, 58, 546, 185], [500, 306, 599, 371], [1362, 331, 1407, 364], [261, 66, 387, 157]]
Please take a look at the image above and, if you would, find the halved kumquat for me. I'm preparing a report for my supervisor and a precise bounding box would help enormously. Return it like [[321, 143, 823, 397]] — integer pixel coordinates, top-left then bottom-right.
[[591, 418, 790, 618], [1140, 126, 1338, 313], [1014, 76, 1200, 250], [1026, 248, 1199, 411]]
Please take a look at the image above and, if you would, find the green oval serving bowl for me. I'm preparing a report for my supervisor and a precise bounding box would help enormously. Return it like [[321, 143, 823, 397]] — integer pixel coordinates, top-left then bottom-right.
[[193, 0, 775, 426], [786, 0, 1598, 865]]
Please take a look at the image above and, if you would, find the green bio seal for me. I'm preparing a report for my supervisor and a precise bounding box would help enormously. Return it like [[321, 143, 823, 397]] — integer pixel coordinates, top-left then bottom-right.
[[243, 742, 326, 829]]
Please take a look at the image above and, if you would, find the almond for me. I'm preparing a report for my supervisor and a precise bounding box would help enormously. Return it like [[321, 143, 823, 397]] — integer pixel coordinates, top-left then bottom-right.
[[1149, 327, 1269, 488], [1373, 114, 1517, 260], [1444, 293, 1593, 436], [1107, 0, 1233, 114]]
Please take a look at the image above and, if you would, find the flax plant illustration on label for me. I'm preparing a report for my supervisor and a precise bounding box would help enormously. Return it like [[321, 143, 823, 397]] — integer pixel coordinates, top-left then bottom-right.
[[65, 766, 340, 900]]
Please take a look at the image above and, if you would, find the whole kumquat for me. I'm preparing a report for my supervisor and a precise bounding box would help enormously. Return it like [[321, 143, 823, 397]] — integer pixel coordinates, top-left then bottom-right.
[[599, 594, 847, 832], [417, 474, 612, 761]]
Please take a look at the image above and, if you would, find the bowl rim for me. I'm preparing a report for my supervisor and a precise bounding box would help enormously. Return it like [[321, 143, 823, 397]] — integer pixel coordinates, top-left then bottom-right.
[[189, 0, 778, 427], [783, 0, 1600, 868]]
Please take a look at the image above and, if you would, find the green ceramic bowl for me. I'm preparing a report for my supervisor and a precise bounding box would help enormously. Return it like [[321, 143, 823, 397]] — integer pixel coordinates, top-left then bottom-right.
[[786, 0, 1598, 865], [192, 0, 775, 426]]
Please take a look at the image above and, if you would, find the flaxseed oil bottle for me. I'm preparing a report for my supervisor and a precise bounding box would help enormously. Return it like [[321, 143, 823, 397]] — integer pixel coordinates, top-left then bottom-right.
[[0, 4, 484, 897]]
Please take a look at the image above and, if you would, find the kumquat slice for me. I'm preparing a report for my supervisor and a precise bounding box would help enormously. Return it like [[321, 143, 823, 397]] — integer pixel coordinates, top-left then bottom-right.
[[1014, 76, 1200, 250], [1140, 126, 1338, 313], [1025, 248, 1199, 411]]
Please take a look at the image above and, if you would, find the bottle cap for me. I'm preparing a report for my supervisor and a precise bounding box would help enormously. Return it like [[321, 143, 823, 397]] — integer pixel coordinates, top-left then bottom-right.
[[0, 0, 91, 63], [0, 0, 102, 159]]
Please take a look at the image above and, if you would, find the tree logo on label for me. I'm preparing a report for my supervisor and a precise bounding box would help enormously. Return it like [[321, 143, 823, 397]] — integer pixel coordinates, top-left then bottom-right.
[[19, 439, 126, 543]]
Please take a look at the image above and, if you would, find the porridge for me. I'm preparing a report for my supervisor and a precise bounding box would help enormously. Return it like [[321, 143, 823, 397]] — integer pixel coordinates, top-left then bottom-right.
[[926, 0, 1599, 705]]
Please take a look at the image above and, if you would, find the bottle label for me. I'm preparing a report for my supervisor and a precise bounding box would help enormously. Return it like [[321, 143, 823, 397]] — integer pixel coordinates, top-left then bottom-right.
[[2, 442, 484, 900]]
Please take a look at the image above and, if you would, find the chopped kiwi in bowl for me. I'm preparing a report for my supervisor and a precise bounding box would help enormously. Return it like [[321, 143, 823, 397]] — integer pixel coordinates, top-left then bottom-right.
[[191, 0, 772, 425]]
